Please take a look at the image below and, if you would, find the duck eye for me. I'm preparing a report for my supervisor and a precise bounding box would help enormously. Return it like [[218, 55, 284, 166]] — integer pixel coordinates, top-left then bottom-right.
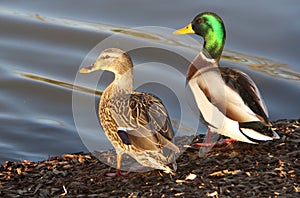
[[197, 18, 204, 24]]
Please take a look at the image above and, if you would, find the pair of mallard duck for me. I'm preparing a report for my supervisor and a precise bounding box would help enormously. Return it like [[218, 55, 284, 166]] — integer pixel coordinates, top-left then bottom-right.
[[80, 12, 279, 176]]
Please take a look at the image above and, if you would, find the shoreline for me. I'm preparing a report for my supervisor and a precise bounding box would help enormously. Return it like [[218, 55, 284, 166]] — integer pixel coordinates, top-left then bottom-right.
[[1, 119, 299, 197]]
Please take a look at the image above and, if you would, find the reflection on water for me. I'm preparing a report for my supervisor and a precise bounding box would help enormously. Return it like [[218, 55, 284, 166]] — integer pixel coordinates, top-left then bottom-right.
[[223, 52, 300, 81], [36, 117, 65, 127], [0, 8, 114, 34], [0, 3, 299, 163], [249, 63, 300, 81], [112, 29, 162, 41], [19, 72, 102, 96], [1, 7, 299, 82]]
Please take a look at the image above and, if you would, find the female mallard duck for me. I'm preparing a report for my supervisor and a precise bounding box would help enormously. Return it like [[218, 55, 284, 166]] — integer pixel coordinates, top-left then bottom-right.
[[80, 48, 179, 176], [173, 12, 279, 144]]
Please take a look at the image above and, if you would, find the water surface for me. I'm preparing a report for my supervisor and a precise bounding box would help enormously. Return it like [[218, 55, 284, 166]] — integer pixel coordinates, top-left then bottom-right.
[[0, 1, 299, 163]]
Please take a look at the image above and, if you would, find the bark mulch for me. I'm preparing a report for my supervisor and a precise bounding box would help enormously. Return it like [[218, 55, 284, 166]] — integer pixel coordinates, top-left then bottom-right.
[[0, 119, 299, 197]]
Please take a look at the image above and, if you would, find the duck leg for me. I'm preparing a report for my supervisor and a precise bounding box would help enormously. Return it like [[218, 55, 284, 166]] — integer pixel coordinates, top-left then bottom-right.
[[214, 138, 236, 146], [194, 129, 214, 147], [106, 154, 130, 177], [194, 129, 235, 147]]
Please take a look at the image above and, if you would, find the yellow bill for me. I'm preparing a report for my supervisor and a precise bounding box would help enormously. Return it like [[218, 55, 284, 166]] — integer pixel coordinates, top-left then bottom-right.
[[173, 23, 195, 35]]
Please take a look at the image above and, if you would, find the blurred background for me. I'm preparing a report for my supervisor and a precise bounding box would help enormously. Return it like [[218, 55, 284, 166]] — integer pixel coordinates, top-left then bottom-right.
[[0, 0, 299, 163]]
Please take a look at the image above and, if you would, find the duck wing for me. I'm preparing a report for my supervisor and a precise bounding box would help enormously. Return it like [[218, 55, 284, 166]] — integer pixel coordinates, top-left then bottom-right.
[[219, 67, 269, 124], [110, 92, 179, 153]]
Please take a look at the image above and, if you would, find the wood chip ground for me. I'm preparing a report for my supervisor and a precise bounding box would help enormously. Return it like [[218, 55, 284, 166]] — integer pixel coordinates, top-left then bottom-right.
[[1, 119, 299, 197]]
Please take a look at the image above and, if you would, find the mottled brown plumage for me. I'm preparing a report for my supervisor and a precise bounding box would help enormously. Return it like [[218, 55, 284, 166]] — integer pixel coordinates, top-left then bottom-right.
[[80, 48, 179, 176]]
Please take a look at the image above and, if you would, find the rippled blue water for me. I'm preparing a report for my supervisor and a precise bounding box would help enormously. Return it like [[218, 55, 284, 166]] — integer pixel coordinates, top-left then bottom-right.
[[0, 1, 299, 163]]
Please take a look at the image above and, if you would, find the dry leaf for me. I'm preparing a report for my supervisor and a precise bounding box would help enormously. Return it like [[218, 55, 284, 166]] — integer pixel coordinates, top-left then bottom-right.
[[60, 185, 67, 196], [207, 191, 218, 197], [16, 168, 22, 175], [209, 170, 224, 177], [185, 173, 197, 180], [175, 192, 184, 196], [175, 179, 185, 183], [78, 155, 85, 163]]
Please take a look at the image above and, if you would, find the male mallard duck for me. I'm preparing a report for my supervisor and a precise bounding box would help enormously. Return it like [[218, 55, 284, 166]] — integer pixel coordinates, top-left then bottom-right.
[[80, 48, 179, 176], [173, 12, 279, 144]]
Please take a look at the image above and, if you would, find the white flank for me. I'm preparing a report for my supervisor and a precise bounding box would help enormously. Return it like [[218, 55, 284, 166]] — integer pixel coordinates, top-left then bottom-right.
[[188, 77, 255, 143]]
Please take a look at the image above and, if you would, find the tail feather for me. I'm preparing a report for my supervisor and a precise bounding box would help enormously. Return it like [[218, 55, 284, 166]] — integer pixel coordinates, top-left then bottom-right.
[[239, 121, 280, 142]]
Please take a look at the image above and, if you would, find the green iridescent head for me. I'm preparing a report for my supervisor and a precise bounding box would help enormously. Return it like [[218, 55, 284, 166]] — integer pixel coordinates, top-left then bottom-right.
[[174, 12, 226, 60]]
